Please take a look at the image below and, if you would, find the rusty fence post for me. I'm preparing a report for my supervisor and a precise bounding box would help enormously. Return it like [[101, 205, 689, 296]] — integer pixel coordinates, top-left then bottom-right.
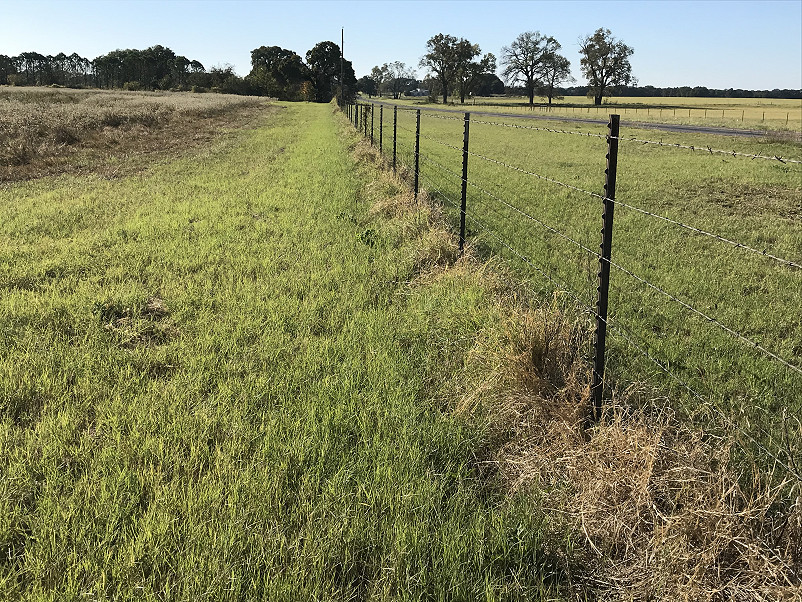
[[591, 114, 620, 421]]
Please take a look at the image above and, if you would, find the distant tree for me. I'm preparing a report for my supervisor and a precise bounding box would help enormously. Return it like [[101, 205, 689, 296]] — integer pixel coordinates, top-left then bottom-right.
[[370, 64, 389, 97], [578, 28, 635, 105], [385, 61, 415, 99], [420, 33, 463, 104], [357, 75, 377, 97], [305, 41, 356, 103], [538, 48, 572, 104], [454, 42, 495, 103], [501, 31, 554, 106], [476, 73, 504, 96], [249, 46, 309, 99], [0, 54, 17, 85]]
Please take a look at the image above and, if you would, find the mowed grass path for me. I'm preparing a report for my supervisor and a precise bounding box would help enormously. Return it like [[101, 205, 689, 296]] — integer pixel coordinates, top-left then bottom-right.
[[0, 103, 557, 600]]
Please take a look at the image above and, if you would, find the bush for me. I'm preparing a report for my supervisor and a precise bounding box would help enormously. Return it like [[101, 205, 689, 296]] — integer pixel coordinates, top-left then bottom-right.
[[123, 81, 141, 91]]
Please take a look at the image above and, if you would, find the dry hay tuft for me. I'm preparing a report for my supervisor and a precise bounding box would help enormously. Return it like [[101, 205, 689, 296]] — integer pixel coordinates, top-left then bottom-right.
[[460, 304, 801, 600]]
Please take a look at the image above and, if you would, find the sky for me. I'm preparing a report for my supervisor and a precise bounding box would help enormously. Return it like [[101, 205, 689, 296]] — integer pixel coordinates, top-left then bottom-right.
[[2, 0, 801, 90]]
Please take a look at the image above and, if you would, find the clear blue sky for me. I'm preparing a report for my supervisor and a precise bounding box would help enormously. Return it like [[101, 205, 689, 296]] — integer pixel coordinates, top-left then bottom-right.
[[2, 0, 801, 90]]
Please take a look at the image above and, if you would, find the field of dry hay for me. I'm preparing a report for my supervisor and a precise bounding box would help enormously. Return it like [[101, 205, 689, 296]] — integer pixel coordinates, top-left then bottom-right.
[[0, 87, 271, 181]]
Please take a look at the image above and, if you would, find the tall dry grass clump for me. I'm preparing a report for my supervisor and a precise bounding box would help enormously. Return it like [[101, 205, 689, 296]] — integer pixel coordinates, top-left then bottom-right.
[[461, 300, 801, 600]]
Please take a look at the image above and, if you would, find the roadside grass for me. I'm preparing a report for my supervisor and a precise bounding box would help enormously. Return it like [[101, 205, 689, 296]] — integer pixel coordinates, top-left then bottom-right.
[[0, 101, 577, 600], [371, 104, 802, 473], [0, 87, 270, 182], [366, 95, 802, 133]]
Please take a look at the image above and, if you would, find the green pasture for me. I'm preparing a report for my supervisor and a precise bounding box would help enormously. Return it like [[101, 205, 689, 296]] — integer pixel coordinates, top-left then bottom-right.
[[366, 95, 802, 133], [364, 103, 802, 469], [0, 103, 571, 600]]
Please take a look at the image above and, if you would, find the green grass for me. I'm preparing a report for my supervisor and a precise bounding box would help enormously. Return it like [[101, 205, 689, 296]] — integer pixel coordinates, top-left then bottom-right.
[[366, 103, 802, 469], [0, 102, 583, 600], [366, 95, 802, 133]]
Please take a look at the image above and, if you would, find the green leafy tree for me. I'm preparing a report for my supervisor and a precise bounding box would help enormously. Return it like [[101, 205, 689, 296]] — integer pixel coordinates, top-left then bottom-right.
[[579, 28, 635, 105], [305, 41, 356, 103], [249, 46, 309, 99], [385, 61, 415, 99], [476, 73, 504, 96], [420, 33, 462, 104], [455, 45, 495, 103], [501, 31, 554, 106], [537, 47, 573, 105], [370, 64, 389, 97], [356, 75, 377, 97]]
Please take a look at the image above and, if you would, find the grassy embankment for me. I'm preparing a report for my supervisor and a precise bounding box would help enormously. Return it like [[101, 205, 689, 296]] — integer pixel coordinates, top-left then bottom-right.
[[370, 95, 802, 133], [375, 103, 802, 471], [1, 95, 799, 600]]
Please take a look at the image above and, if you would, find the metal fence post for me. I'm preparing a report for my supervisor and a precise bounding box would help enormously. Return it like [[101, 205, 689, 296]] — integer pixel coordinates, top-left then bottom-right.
[[591, 114, 620, 421], [364, 105, 369, 138], [370, 106, 374, 145], [393, 106, 397, 172], [414, 109, 420, 200], [459, 112, 470, 253], [379, 105, 383, 153]]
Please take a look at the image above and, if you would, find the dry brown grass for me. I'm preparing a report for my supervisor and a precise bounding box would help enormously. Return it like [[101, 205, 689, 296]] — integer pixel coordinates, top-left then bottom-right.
[[348, 110, 802, 600], [0, 86, 272, 182], [457, 297, 802, 600]]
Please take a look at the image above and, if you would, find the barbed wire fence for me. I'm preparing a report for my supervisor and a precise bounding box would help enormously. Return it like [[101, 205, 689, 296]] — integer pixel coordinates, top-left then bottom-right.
[[345, 99, 802, 480]]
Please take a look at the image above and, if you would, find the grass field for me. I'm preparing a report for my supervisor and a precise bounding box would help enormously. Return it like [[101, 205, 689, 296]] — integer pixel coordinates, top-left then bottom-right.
[[363, 101, 802, 473], [368, 94, 802, 133], [0, 99, 576, 600], [2, 95, 799, 600], [0, 87, 268, 181]]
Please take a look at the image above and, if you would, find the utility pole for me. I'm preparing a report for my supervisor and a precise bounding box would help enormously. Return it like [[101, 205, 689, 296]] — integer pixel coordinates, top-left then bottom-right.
[[340, 28, 344, 106]]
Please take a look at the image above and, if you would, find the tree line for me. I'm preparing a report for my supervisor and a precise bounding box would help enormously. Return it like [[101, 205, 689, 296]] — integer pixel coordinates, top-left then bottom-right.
[[0, 42, 357, 103], [357, 28, 632, 106], [359, 28, 801, 104]]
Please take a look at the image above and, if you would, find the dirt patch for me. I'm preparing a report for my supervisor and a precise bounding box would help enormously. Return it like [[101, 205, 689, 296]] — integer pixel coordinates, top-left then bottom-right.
[[93, 296, 179, 348]]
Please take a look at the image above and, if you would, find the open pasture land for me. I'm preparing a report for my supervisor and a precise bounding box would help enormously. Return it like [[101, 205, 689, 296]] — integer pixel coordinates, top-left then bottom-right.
[[375, 103, 802, 469], [371, 94, 802, 133], [0, 87, 269, 181]]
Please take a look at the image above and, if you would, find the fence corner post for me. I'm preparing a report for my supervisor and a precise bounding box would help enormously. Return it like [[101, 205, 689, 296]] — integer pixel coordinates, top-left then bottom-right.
[[591, 113, 620, 422]]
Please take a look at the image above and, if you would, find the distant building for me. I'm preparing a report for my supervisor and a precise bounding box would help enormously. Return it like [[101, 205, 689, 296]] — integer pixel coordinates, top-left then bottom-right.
[[406, 88, 429, 97]]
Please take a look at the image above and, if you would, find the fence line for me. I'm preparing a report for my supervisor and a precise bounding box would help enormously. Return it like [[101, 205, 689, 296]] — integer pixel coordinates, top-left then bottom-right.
[[410, 109, 802, 271], [614, 135, 802, 164], [347, 100, 801, 478]]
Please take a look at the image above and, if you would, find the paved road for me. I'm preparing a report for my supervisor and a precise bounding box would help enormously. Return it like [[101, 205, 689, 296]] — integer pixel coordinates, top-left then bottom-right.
[[360, 98, 778, 139]]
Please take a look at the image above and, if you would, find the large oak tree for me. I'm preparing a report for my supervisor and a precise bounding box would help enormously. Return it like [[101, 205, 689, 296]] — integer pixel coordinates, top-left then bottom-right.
[[579, 28, 635, 105]]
